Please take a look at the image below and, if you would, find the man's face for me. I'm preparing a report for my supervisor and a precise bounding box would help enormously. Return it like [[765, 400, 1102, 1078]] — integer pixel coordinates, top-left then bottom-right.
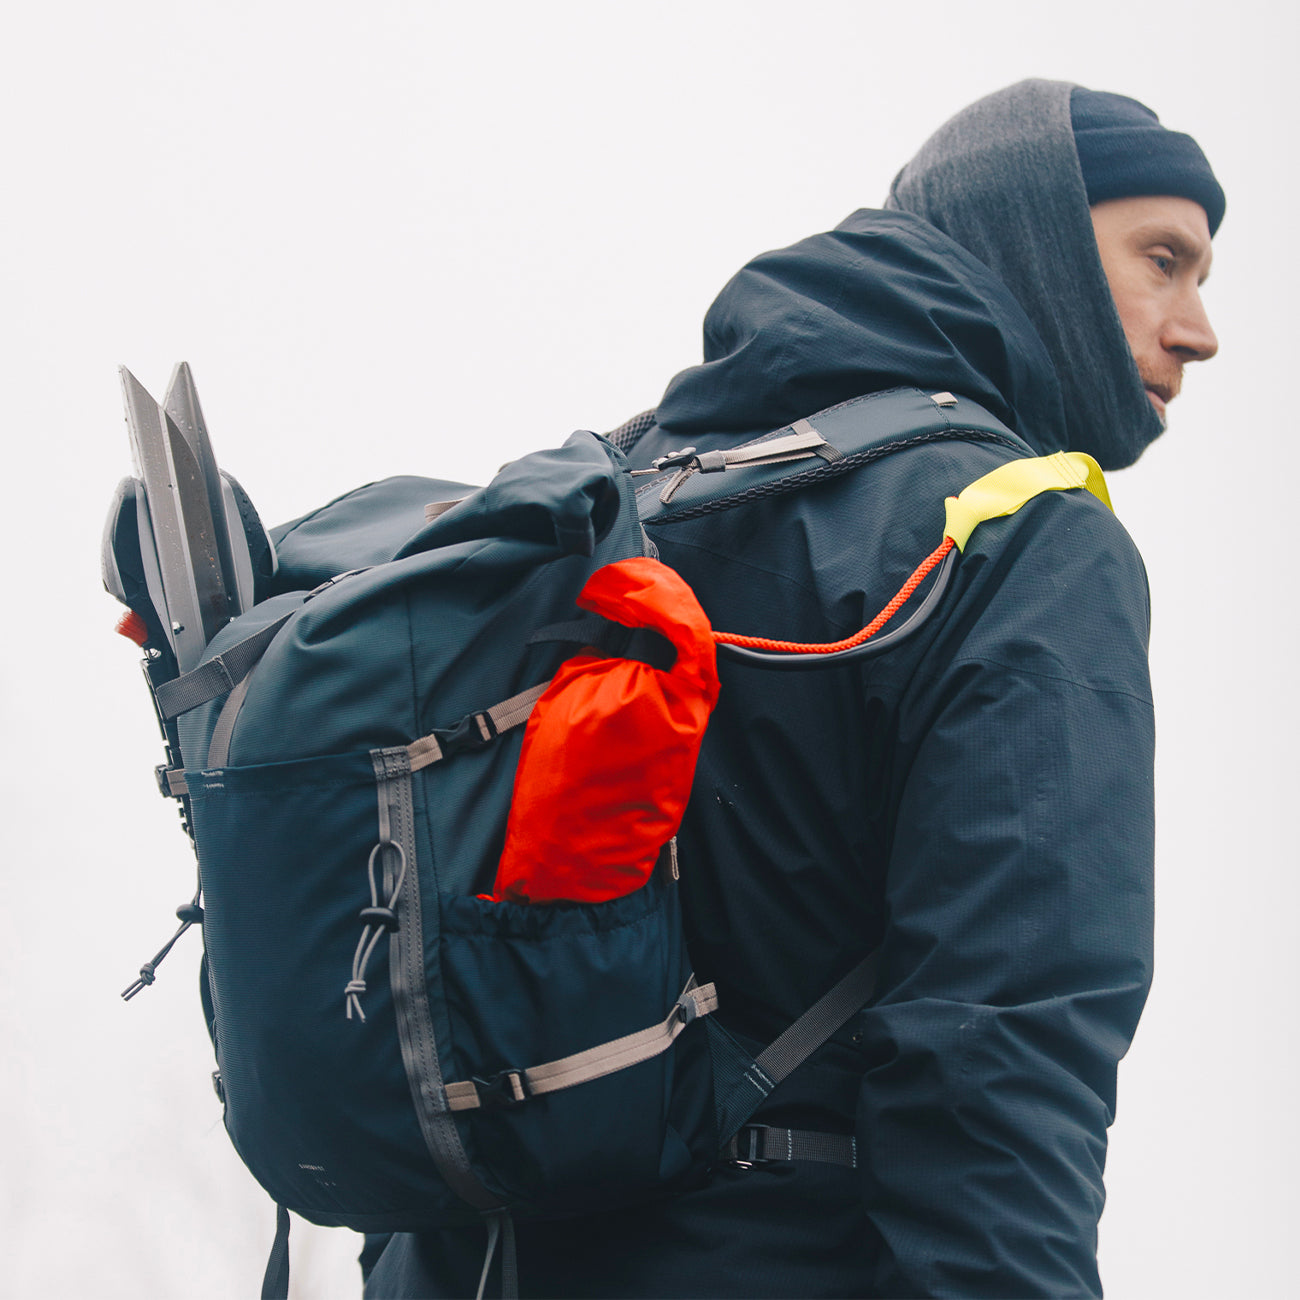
[[1090, 195, 1218, 425]]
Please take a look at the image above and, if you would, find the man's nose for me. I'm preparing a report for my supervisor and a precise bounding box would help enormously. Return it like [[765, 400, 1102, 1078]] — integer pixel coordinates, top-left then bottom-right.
[[1167, 288, 1219, 362]]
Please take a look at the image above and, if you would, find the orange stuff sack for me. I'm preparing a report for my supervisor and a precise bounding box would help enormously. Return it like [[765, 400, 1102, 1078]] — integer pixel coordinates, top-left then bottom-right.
[[490, 556, 721, 905]]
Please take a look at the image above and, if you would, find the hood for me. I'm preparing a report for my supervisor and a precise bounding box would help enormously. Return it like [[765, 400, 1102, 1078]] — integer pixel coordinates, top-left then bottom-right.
[[653, 208, 1068, 457], [885, 78, 1163, 469]]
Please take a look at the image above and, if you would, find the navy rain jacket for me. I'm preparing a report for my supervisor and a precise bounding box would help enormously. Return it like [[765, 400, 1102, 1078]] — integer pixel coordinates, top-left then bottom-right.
[[365, 208, 1155, 1299]]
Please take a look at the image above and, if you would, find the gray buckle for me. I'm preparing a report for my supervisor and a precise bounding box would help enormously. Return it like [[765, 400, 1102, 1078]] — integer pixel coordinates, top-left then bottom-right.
[[649, 446, 697, 471]]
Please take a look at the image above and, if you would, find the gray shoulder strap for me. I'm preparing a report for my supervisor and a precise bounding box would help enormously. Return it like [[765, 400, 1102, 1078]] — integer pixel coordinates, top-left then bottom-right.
[[205, 674, 253, 768]]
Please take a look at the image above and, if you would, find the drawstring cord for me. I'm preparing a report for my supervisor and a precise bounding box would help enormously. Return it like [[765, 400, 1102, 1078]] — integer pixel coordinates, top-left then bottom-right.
[[345, 839, 406, 1021], [713, 535, 954, 656], [122, 868, 204, 1000]]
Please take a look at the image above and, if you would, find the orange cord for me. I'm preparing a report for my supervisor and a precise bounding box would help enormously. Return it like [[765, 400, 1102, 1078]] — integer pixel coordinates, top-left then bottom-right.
[[711, 535, 955, 654]]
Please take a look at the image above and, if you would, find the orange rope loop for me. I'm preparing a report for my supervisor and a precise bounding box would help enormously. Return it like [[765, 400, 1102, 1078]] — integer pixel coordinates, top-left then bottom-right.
[[711, 536, 956, 654]]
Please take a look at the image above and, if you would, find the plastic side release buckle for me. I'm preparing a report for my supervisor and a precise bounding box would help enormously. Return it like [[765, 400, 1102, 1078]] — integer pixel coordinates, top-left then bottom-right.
[[472, 1069, 530, 1109], [433, 710, 497, 758], [649, 446, 697, 471], [156, 765, 188, 798]]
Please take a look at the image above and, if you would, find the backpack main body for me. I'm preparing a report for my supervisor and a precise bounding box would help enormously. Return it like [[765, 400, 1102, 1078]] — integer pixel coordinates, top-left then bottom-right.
[[169, 431, 730, 1230], [116, 386, 1052, 1238]]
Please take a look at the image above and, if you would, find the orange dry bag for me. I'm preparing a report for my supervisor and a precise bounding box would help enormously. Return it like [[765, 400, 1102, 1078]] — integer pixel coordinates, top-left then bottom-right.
[[490, 556, 720, 904]]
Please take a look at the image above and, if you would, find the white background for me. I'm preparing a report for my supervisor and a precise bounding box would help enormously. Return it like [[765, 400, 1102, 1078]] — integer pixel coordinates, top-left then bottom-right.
[[2, 2, 1295, 1296]]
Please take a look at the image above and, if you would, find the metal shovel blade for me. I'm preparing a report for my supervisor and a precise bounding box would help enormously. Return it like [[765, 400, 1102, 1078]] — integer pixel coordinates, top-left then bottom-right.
[[120, 366, 220, 673]]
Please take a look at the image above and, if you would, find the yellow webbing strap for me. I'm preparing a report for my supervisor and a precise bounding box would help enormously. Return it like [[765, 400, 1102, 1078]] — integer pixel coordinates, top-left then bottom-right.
[[943, 451, 1111, 552]]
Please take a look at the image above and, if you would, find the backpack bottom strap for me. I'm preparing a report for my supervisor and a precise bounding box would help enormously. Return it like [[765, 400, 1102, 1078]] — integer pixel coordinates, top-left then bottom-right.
[[723, 1124, 857, 1169]]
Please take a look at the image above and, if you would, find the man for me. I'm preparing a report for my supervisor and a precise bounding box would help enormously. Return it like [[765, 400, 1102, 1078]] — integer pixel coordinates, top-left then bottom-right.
[[364, 79, 1221, 1299]]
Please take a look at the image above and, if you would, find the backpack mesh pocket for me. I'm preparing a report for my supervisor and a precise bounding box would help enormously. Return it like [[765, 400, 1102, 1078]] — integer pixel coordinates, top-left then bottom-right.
[[436, 872, 713, 1215]]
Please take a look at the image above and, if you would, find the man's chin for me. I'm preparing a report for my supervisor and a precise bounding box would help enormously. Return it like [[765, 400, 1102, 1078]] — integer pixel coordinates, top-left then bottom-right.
[[1144, 387, 1170, 429]]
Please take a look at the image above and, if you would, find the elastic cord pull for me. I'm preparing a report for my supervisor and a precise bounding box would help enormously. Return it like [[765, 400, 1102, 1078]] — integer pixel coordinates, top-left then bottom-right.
[[121, 879, 204, 1000], [121, 922, 186, 1000], [345, 841, 406, 1021]]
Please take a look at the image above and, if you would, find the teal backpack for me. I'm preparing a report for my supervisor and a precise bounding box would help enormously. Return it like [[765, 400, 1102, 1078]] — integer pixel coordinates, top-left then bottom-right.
[[107, 372, 1049, 1296]]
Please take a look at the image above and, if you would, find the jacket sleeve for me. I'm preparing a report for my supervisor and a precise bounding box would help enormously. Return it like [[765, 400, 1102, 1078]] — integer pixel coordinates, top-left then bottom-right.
[[857, 490, 1155, 1299]]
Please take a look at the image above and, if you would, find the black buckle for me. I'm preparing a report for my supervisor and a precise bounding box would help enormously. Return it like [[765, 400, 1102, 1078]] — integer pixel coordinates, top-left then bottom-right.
[[472, 1069, 529, 1109], [358, 905, 399, 932], [433, 710, 497, 759], [728, 1125, 771, 1169]]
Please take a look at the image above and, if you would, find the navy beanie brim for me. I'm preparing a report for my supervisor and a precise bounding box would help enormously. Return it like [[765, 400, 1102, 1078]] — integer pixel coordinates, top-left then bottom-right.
[[1070, 87, 1225, 235]]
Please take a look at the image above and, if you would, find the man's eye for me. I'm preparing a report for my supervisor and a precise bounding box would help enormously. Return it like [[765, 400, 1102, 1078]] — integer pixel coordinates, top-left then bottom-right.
[[1150, 253, 1174, 275]]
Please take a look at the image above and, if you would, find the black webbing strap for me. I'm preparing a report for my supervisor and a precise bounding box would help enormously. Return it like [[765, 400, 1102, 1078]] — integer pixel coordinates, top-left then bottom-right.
[[714, 949, 880, 1142], [724, 1124, 857, 1168], [476, 1210, 518, 1300], [260, 1204, 290, 1300], [754, 949, 880, 1085], [372, 748, 502, 1213], [154, 613, 292, 719], [529, 616, 677, 671]]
